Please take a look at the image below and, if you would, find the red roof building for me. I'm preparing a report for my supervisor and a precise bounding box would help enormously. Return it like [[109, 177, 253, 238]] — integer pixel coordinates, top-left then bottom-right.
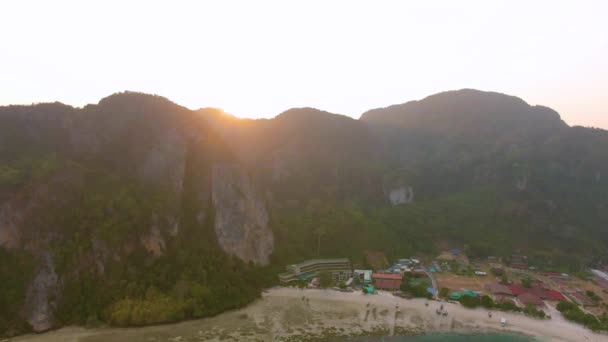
[[518, 293, 544, 307], [373, 273, 403, 290], [487, 283, 513, 296], [508, 284, 527, 296], [508, 284, 554, 299], [545, 290, 566, 301]]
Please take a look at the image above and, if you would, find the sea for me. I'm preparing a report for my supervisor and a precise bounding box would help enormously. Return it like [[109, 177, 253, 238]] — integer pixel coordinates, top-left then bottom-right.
[[344, 333, 539, 341]]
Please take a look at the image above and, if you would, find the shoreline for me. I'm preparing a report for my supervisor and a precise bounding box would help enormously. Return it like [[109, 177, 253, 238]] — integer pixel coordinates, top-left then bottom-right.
[[7, 287, 608, 342]]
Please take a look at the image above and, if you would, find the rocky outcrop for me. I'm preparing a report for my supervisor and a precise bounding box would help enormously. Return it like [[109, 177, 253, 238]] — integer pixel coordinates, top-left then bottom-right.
[[387, 185, 414, 205], [141, 225, 166, 257], [23, 253, 61, 332], [211, 164, 274, 265]]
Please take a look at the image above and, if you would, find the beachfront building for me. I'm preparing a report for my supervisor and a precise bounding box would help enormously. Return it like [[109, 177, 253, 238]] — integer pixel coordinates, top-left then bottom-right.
[[372, 273, 403, 290], [510, 255, 528, 269], [486, 283, 513, 302], [279, 258, 352, 283], [517, 293, 544, 307], [354, 269, 373, 284], [592, 269, 608, 281]]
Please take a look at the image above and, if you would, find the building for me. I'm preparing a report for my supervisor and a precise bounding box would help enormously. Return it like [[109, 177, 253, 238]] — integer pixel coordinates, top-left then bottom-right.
[[517, 293, 544, 307], [508, 284, 548, 299], [279, 258, 352, 283], [594, 277, 608, 290], [373, 273, 403, 290], [545, 290, 566, 302], [354, 269, 373, 284], [486, 283, 513, 297], [510, 255, 528, 269], [591, 269, 608, 281], [437, 250, 469, 264]]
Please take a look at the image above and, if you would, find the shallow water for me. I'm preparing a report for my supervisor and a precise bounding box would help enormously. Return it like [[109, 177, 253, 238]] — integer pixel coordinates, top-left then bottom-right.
[[346, 333, 538, 341]]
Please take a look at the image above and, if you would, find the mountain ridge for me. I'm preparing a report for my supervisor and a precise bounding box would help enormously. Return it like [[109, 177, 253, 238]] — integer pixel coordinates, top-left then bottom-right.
[[1, 89, 607, 337]]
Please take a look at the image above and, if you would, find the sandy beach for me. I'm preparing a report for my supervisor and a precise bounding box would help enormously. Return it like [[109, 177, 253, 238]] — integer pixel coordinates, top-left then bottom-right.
[[6, 287, 608, 342]]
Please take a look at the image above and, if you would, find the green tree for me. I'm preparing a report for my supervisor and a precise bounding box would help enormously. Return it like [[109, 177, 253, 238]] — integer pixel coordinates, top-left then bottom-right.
[[481, 295, 495, 309], [319, 272, 332, 288], [459, 295, 481, 308]]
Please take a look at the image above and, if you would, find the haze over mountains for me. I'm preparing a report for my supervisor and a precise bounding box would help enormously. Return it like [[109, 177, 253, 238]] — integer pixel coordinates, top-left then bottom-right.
[[1, 89, 607, 336]]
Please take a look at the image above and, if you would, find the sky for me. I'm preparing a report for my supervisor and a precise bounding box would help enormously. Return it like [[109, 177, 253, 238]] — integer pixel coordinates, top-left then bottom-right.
[[1, 0, 607, 129]]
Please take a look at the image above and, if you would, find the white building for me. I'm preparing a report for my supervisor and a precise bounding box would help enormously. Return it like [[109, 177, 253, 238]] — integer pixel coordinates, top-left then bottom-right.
[[354, 269, 373, 284], [591, 269, 608, 281]]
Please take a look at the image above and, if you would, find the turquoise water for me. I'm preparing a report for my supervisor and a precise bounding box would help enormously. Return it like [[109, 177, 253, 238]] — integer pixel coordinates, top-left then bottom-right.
[[345, 333, 538, 341]]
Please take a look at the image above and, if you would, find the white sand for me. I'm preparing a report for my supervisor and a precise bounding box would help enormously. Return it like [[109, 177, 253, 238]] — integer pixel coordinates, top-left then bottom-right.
[[7, 287, 608, 342], [265, 287, 608, 342]]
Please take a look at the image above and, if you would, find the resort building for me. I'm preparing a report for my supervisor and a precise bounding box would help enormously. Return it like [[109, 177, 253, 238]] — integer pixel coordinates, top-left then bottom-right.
[[486, 283, 514, 303], [354, 269, 373, 284], [372, 273, 403, 290], [510, 255, 528, 269], [279, 258, 352, 283], [591, 269, 608, 281], [517, 293, 544, 307]]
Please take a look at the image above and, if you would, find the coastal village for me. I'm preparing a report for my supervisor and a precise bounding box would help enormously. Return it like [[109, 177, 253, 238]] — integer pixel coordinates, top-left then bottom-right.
[[278, 250, 608, 325]]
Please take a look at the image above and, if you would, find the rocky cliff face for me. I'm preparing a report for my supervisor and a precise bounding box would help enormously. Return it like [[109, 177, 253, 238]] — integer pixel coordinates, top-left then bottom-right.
[[2, 89, 608, 336], [211, 163, 274, 265], [0, 92, 280, 335], [23, 253, 61, 332]]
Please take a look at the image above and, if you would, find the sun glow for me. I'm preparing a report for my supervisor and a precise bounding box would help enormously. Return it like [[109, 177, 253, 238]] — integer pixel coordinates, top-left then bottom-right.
[[1, 0, 607, 128]]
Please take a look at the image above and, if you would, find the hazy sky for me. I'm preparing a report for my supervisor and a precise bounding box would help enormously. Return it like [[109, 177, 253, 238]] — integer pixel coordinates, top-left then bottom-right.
[[1, 1, 607, 128]]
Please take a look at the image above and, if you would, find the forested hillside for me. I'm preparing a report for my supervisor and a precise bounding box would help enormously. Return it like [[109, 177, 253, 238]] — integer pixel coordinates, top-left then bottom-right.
[[1, 89, 607, 337]]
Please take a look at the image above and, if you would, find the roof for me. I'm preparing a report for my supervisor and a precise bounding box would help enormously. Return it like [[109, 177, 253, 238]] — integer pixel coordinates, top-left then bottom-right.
[[545, 290, 566, 301], [531, 280, 548, 289], [518, 293, 544, 306], [530, 287, 548, 299], [508, 284, 527, 296], [509, 284, 551, 298], [294, 258, 350, 268], [354, 269, 372, 273], [487, 283, 512, 295], [373, 273, 403, 280], [591, 269, 608, 281], [450, 290, 478, 300]]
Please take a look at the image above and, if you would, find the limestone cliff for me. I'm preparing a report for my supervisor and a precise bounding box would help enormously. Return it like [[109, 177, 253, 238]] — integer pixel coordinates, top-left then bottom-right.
[[23, 253, 61, 332], [211, 164, 274, 265]]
